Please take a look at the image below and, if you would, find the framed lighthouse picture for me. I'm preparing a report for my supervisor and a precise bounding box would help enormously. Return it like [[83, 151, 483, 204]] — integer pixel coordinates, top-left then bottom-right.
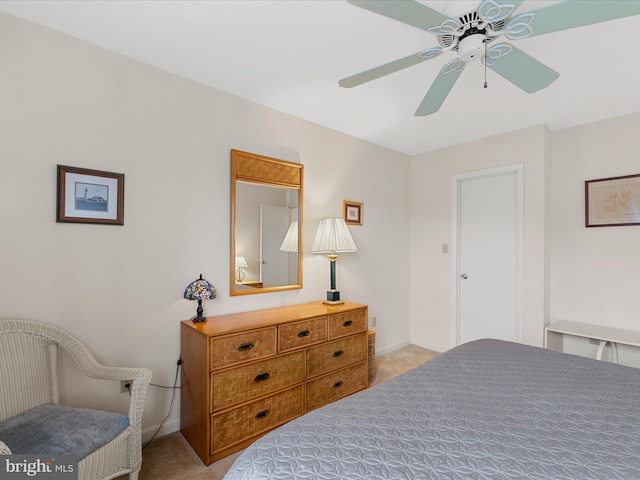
[[57, 165, 125, 225]]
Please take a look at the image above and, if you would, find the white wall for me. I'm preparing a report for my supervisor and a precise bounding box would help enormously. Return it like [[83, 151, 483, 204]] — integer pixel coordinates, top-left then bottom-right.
[[549, 112, 640, 364], [409, 111, 640, 363], [409, 125, 550, 352], [0, 13, 411, 438]]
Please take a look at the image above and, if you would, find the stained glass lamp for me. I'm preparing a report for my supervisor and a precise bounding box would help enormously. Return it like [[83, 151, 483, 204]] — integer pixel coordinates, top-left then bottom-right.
[[184, 274, 216, 323]]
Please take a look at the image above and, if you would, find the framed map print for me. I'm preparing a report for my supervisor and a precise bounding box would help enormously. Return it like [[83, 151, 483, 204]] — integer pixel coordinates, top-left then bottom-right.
[[585, 174, 640, 227]]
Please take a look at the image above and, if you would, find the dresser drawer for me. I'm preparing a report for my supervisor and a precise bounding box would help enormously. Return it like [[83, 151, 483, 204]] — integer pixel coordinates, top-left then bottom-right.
[[211, 327, 277, 371], [306, 333, 367, 379], [279, 316, 327, 352], [211, 351, 304, 411], [306, 361, 367, 411], [211, 385, 304, 453], [328, 309, 366, 339]]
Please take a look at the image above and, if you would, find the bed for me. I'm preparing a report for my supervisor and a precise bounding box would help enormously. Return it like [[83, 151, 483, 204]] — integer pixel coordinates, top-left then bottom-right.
[[222, 338, 640, 479]]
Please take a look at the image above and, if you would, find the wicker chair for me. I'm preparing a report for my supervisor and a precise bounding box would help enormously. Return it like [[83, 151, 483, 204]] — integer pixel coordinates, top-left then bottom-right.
[[0, 320, 152, 480]]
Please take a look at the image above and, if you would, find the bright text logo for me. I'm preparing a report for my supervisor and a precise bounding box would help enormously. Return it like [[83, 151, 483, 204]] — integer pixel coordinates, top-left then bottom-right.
[[2, 455, 78, 479]]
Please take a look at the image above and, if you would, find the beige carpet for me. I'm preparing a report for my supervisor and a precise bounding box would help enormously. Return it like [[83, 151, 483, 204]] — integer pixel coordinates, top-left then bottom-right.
[[129, 343, 438, 480]]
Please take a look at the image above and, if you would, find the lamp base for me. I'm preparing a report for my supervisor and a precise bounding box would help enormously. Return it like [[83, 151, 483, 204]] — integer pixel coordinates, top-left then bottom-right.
[[323, 300, 345, 305], [191, 299, 208, 323], [323, 290, 344, 305]]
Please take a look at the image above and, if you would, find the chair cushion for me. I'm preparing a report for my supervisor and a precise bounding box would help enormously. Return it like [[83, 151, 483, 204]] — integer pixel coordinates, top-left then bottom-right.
[[0, 404, 129, 458], [0, 440, 10, 454]]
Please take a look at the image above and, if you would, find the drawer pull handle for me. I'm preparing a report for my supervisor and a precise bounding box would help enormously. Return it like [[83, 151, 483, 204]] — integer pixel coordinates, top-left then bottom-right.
[[297, 329, 311, 338], [343, 320, 353, 327], [237, 342, 255, 351], [255, 409, 270, 419], [333, 350, 344, 358], [333, 381, 344, 388], [254, 372, 270, 382]]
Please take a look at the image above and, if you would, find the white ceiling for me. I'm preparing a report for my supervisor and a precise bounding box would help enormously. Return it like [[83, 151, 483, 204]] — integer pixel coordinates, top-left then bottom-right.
[[2, 0, 640, 156]]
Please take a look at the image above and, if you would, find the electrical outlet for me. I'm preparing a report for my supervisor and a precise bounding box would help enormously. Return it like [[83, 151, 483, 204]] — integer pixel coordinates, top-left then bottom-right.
[[121, 380, 132, 393], [372, 316, 377, 328]]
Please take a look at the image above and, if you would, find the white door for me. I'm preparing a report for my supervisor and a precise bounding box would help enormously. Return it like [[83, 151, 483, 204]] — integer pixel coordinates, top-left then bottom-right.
[[260, 204, 290, 287], [452, 165, 523, 345]]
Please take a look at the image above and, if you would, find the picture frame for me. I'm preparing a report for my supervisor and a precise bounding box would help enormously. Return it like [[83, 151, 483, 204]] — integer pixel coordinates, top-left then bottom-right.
[[343, 200, 363, 226], [585, 173, 640, 227], [57, 165, 125, 225]]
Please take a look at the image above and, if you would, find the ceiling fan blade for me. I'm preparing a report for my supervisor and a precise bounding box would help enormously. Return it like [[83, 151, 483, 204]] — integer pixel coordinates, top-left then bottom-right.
[[477, 0, 525, 24], [347, 0, 453, 31], [415, 59, 466, 117], [339, 48, 443, 88], [506, 0, 640, 39], [485, 42, 559, 93]]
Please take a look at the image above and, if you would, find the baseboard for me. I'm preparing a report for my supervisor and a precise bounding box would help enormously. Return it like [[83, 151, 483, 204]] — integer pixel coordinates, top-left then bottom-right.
[[410, 339, 448, 353], [375, 339, 449, 357], [375, 339, 410, 356], [142, 417, 181, 444]]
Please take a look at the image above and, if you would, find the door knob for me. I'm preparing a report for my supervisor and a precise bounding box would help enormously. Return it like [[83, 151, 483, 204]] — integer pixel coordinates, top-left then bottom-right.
[[460, 274, 468, 279]]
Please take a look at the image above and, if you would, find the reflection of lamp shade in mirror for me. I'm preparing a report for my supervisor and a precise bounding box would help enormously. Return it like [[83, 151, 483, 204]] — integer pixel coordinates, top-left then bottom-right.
[[279, 221, 299, 252], [235, 256, 248, 282]]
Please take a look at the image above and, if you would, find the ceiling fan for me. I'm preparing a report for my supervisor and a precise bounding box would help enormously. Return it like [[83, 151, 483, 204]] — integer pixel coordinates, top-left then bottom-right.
[[340, 0, 640, 116]]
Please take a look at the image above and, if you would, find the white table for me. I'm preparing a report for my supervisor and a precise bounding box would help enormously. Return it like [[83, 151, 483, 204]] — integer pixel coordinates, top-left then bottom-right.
[[545, 320, 640, 364]]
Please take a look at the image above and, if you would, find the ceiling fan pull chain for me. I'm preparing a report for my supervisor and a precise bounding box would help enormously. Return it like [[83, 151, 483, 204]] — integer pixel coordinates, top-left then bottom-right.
[[483, 39, 488, 89]]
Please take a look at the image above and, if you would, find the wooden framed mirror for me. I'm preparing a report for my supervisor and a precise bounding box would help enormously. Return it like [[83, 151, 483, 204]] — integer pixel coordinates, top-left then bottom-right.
[[230, 149, 303, 296]]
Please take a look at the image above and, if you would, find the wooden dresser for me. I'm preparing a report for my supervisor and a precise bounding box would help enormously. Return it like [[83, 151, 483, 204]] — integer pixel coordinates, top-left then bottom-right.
[[180, 301, 368, 465]]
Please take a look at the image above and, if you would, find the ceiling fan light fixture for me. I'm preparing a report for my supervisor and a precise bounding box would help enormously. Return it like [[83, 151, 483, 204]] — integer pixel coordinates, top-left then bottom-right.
[[458, 34, 485, 62], [343, 0, 640, 116]]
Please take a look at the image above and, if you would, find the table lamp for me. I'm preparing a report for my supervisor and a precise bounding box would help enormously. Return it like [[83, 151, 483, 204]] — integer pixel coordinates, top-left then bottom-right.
[[235, 256, 248, 282], [311, 218, 357, 305], [184, 274, 216, 323]]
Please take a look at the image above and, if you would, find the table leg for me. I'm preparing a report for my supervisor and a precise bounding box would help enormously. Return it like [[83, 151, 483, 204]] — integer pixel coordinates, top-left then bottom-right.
[[595, 340, 619, 363], [596, 340, 607, 360], [611, 342, 619, 364]]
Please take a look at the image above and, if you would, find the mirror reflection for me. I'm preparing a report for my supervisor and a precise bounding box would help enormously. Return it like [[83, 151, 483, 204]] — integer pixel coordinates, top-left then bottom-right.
[[230, 150, 303, 296], [235, 182, 299, 288]]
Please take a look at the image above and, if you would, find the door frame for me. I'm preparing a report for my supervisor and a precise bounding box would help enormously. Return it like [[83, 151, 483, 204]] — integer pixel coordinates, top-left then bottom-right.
[[259, 204, 290, 286], [450, 164, 524, 346]]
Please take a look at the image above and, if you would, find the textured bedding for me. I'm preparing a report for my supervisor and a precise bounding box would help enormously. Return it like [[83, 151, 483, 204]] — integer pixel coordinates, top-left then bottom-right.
[[223, 339, 640, 479]]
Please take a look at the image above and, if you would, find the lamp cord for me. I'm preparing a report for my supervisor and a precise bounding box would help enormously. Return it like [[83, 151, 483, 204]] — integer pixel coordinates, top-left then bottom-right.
[[143, 359, 180, 450]]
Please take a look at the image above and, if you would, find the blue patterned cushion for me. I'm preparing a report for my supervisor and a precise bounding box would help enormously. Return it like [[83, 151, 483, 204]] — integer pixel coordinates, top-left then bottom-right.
[[0, 404, 129, 458]]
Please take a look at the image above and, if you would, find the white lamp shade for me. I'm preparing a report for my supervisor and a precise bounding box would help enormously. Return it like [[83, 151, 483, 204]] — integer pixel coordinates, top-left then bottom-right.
[[311, 218, 357, 254], [279, 221, 299, 252], [235, 256, 248, 268]]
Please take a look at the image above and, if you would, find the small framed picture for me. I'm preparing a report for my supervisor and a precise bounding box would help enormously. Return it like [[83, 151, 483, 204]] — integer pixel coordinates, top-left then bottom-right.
[[57, 165, 125, 225], [343, 200, 363, 226], [585, 174, 640, 227]]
